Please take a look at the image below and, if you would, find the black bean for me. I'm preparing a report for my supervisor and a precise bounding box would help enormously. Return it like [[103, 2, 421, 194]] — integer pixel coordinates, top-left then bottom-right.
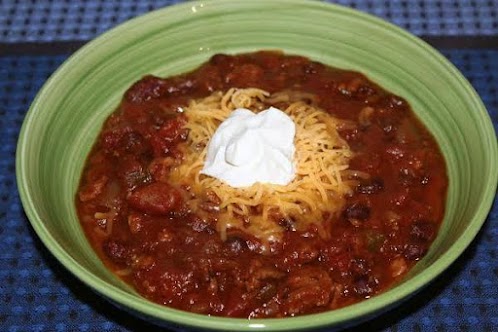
[[303, 61, 324, 75], [387, 94, 406, 108], [289, 242, 319, 264], [353, 277, 374, 297], [256, 283, 278, 302], [357, 177, 384, 194], [399, 167, 417, 186], [125, 75, 169, 103], [410, 220, 435, 242], [190, 216, 211, 233], [226, 237, 247, 254], [278, 217, 296, 232], [403, 244, 427, 261], [383, 123, 395, 135], [210, 53, 232, 65], [122, 131, 148, 154], [103, 240, 130, 265], [349, 258, 370, 279], [343, 202, 371, 223], [356, 84, 376, 98]]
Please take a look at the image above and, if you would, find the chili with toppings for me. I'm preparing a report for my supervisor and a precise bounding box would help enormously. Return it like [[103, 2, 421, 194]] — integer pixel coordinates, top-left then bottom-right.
[[76, 51, 447, 318]]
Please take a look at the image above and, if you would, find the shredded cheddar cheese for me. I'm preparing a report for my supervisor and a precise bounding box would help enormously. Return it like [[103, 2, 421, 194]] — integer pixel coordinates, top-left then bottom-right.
[[167, 88, 357, 249]]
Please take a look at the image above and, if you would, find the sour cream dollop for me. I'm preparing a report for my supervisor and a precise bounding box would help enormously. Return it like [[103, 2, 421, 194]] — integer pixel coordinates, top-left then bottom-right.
[[200, 107, 296, 187]]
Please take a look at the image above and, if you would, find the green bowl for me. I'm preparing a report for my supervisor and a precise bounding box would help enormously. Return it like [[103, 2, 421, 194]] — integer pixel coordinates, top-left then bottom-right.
[[16, 0, 497, 331]]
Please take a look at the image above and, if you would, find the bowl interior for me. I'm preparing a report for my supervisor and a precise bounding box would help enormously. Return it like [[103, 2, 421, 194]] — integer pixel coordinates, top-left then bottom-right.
[[16, 0, 497, 331]]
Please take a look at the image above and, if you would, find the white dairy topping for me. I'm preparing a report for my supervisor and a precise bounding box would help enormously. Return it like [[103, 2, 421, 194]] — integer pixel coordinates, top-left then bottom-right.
[[200, 107, 296, 187]]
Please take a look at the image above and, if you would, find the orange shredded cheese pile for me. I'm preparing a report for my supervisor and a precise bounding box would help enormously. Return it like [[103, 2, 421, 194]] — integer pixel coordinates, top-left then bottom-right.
[[167, 88, 356, 249]]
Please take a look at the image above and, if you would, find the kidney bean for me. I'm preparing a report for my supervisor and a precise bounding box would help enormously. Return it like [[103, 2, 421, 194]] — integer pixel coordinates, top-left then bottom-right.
[[127, 182, 183, 215]]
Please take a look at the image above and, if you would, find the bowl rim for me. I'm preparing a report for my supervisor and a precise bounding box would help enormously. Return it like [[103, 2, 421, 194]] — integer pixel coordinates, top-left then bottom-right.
[[16, 0, 498, 331]]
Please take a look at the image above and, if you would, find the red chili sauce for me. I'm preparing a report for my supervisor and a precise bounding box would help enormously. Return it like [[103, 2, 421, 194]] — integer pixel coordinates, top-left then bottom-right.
[[76, 51, 448, 318]]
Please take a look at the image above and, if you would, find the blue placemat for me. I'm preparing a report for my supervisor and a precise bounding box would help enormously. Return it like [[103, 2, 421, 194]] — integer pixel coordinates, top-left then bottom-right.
[[1, 0, 498, 43], [0, 49, 497, 331]]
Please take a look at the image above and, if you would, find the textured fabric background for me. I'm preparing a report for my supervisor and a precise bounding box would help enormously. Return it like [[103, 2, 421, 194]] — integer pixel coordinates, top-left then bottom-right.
[[1, 0, 498, 42], [1, 1, 497, 331]]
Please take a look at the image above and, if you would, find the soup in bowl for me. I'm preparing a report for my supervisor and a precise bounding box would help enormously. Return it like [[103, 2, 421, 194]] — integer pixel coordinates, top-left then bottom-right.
[[16, 0, 497, 330]]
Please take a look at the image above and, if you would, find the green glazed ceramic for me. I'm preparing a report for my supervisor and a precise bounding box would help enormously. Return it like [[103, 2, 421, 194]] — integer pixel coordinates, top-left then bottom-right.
[[16, 0, 497, 331]]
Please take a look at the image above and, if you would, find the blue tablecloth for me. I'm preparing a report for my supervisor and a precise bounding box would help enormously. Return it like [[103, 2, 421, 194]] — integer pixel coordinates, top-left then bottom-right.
[[1, 1, 497, 331], [1, 0, 498, 41]]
